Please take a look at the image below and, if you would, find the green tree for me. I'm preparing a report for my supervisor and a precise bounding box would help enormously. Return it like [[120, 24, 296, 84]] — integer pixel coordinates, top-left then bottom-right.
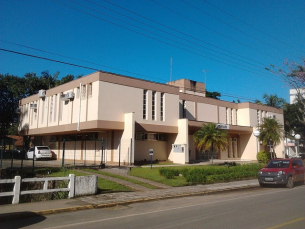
[[262, 93, 286, 109], [193, 123, 229, 164], [0, 71, 77, 137], [258, 118, 284, 158], [206, 91, 221, 100]]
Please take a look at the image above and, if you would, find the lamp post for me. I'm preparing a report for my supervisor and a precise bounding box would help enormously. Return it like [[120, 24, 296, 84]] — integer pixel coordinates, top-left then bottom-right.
[[295, 134, 301, 157], [253, 130, 260, 163]]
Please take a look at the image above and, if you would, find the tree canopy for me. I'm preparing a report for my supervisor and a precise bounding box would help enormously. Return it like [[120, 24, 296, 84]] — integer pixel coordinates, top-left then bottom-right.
[[206, 90, 221, 100], [0, 71, 81, 137], [255, 93, 286, 109], [193, 123, 229, 164], [258, 117, 284, 157]]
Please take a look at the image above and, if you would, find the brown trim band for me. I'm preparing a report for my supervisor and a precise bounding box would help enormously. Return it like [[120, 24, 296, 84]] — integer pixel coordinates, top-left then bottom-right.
[[135, 122, 178, 133]]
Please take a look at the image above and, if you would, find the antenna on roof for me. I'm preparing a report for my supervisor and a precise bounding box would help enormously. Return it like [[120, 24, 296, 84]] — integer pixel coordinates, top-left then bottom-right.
[[202, 69, 209, 85], [170, 57, 172, 84]]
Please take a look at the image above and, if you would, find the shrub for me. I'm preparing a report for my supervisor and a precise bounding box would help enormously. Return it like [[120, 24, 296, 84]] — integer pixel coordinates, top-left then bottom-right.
[[159, 168, 179, 179], [257, 150, 271, 164]]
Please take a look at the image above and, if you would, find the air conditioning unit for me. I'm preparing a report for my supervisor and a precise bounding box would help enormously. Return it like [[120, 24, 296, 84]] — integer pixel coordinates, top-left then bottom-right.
[[16, 107, 22, 114], [30, 104, 37, 109], [66, 91, 74, 99], [38, 89, 46, 98]]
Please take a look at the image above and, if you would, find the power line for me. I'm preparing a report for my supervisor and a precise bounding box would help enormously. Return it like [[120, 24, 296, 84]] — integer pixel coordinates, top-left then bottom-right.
[[0, 48, 100, 72], [150, 0, 284, 62], [97, 0, 268, 68], [0, 47, 271, 102], [179, 0, 288, 54], [201, 0, 301, 53], [53, 0, 279, 81]]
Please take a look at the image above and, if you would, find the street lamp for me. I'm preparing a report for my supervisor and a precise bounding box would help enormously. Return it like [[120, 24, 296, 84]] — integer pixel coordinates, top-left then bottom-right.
[[253, 130, 260, 162], [295, 134, 301, 157]]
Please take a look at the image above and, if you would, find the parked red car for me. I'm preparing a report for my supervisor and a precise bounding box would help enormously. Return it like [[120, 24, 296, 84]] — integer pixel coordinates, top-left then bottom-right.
[[258, 158, 305, 188]]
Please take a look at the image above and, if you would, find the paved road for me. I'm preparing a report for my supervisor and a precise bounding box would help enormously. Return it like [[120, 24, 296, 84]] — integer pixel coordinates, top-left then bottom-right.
[[1, 186, 304, 229]]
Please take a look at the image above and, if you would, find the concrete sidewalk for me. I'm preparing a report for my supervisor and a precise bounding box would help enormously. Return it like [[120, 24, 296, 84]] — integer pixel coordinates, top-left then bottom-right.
[[0, 179, 259, 222]]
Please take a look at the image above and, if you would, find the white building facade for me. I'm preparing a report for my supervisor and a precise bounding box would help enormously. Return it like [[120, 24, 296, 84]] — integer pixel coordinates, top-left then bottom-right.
[[19, 71, 285, 164]]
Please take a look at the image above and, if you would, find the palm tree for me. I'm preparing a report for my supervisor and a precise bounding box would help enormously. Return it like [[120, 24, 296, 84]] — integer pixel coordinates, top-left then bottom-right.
[[262, 94, 286, 109], [193, 123, 229, 164], [258, 117, 284, 159]]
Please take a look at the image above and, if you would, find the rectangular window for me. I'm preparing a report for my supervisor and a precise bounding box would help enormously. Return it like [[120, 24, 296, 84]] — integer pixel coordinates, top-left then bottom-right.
[[182, 100, 186, 118], [143, 90, 147, 119], [54, 94, 57, 122], [82, 84, 86, 100], [41, 99, 45, 124], [77, 87, 80, 99], [135, 132, 166, 141], [59, 93, 63, 121], [226, 108, 228, 124], [236, 109, 238, 125], [152, 91, 156, 120], [88, 83, 92, 98], [160, 93, 164, 121], [50, 96, 53, 123]]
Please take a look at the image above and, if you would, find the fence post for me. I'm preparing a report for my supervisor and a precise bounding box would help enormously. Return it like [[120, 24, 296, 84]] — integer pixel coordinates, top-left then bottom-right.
[[12, 176, 21, 204], [68, 174, 75, 198]]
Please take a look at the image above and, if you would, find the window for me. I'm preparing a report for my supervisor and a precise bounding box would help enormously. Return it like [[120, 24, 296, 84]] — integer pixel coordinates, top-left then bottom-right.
[[54, 94, 57, 122], [41, 99, 45, 124], [59, 93, 63, 121], [82, 84, 86, 99], [135, 133, 166, 141], [236, 109, 238, 125], [160, 93, 164, 121], [50, 135, 59, 142], [85, 133, 98, 140], [152, 91, 156, 120], [226, 108, 228, 124], [50, 96, 53, 122], [257, 110, 261, 125], [77, 87, 80, 99], [88, 83, 92, 98], [230, 109, 233, 124], [143, 90, 147, 119], [182, 100, 186, 118]]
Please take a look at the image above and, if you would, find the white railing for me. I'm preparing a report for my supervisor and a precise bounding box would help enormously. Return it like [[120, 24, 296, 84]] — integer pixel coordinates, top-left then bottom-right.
[[0, 174, 75, 204]]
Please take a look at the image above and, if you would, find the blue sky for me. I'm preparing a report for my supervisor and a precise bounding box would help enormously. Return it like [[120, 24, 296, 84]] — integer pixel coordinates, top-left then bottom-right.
[[1, 0, 304, 103]]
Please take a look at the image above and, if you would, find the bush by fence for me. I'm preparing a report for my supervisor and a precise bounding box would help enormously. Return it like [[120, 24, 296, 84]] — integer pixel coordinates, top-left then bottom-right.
[[159, 164, 263, 184]]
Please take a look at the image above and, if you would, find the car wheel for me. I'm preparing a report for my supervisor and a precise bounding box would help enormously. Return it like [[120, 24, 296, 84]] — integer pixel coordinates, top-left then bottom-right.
[[286, 176, 294, 188], [259, 182, 266, 187]]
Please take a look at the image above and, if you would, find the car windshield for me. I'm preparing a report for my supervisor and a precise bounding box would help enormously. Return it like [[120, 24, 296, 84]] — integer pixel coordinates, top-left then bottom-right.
[[266, 160, 289, 168], [37, 146, 49, 150]]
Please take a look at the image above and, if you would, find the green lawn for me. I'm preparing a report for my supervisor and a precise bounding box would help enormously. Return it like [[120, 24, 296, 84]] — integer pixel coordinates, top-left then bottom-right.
[[129, 167, 188, 187], [33, 167, 133, 193], [82, 168, 159, 189]]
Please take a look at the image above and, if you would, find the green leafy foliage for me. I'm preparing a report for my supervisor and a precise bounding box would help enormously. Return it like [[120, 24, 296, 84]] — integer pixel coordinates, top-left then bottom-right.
[[159, 164, 263, 184], [257, 150, 271, 164]]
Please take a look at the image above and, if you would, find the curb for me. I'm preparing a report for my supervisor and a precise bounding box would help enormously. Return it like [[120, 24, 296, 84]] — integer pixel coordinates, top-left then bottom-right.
[[0, 184, 258, 222]]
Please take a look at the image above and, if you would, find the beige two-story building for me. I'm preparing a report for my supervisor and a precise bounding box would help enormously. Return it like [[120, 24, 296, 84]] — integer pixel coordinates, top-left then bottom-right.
[[18, 71, 284, 164]]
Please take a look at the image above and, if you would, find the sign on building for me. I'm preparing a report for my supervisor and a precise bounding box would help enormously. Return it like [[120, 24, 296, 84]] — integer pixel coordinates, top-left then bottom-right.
[[216, 124, 229, 129]]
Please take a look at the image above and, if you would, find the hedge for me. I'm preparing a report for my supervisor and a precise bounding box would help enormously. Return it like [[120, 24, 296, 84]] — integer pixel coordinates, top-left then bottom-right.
[[159, 164, 263, 184]]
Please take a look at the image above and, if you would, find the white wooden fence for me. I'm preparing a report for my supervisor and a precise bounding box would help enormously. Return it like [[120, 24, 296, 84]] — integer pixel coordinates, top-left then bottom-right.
[[0, 174, 75, 204]]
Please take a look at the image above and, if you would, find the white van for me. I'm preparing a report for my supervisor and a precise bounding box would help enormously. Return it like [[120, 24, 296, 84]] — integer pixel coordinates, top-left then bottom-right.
[[26, 146, 52, 160]]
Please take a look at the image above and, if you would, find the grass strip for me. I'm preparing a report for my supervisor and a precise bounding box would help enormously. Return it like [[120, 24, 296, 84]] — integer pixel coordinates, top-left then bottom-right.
[[44, 168, 132, 193], [82, 168, 159, 189], [129, 167, 187, 187]]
